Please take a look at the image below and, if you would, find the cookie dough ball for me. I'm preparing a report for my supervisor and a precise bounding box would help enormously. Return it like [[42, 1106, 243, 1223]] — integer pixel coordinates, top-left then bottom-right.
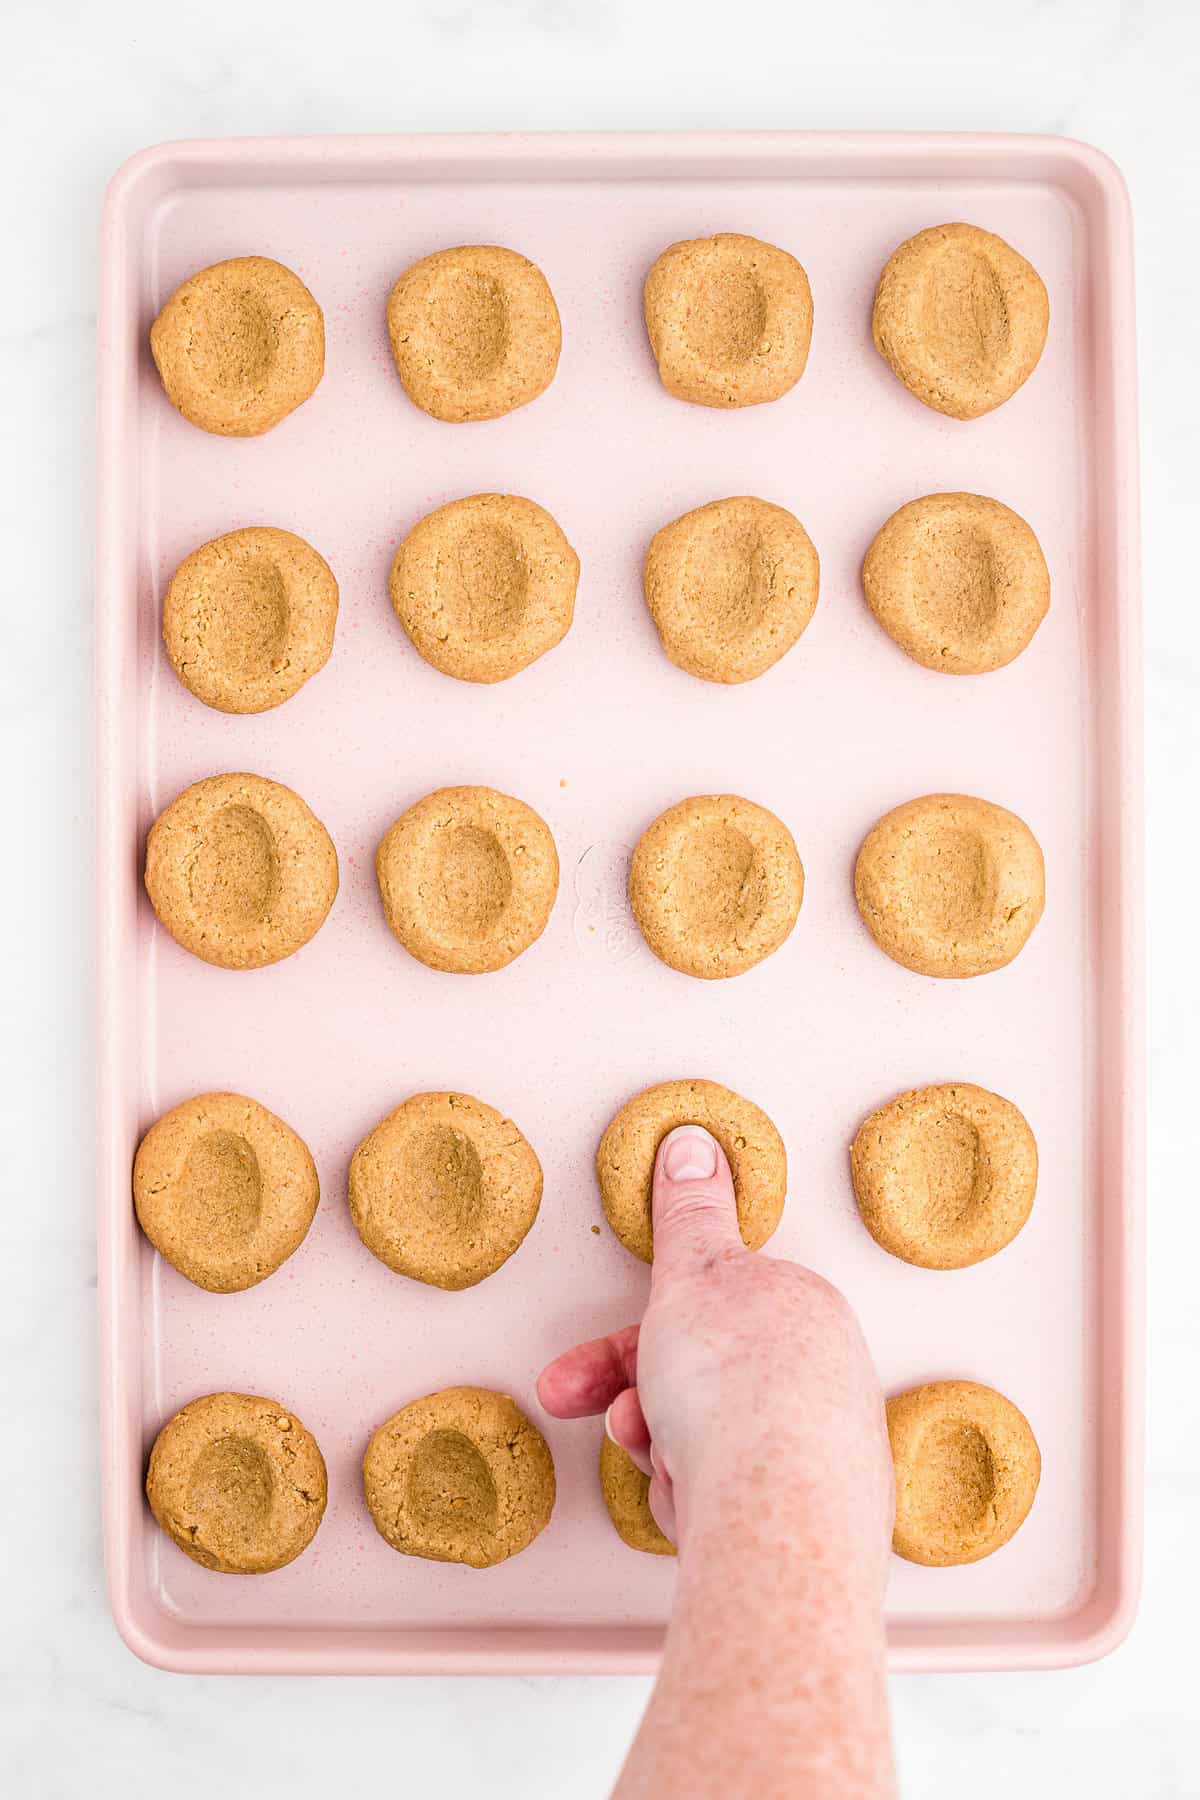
[[144, 772, 338, 971], [630, 794, 803, 979], [150, 257, 324, 437], [597, 1077, 786, 1263], [390, 493, 578, 683], [362, 1386, 555, 1568], [349, 1091, 542, 1289], [376, 785, 558, 974], [163, 526, 339, 713], [872, 224, 1049, 421], [134, 1092, 319, 1292], [386, 245, 561, 423], [146, 1392, 327, 1573], [863, 493, 1049, 675], [888, 1380, 1040, 1566], [854, 793, 1044, 979], [850, 1083, 1037, 1269], [644, 234, 813, 408], [644, 497, 819, 684], [600, 1437, 676, 1555]]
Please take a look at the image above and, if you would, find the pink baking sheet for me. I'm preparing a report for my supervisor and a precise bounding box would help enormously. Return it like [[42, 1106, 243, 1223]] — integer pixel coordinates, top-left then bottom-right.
[[95, 131, 1143, 1674]]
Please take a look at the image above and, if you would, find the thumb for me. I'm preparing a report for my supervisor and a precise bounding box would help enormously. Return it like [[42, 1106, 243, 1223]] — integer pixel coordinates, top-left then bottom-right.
[[650, 1124, 743, 1281]]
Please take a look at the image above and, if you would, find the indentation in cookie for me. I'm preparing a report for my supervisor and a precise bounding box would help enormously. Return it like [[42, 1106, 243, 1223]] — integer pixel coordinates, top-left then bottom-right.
[[913, 1113, 986, 1232], [914, 523, 1000, 639], [188, 803, 280, 928], [177, 1129, 264, 1243], [187, 289, 277, 393], [425, 825, 513, 940], [203, 556, 291, 674], [673, 822, 764, 945], [399, 1125, 486, 1232], [918, 241, 1009, 379], [432, 271, 512, 383], [186, 1434, 275, 1532], [910, 1421, 997, 1541], [454, 523, 529, 641], [406, 1429, 500, 1541], [684, 266, 769, 367]]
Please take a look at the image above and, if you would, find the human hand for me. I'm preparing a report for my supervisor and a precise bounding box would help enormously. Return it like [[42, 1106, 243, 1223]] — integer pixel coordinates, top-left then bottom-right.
[[538, 1122, 893, 1568]]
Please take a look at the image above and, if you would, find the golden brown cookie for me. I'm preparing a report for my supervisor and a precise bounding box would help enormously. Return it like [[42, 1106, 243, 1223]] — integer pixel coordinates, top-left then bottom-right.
[[644, 234, 813, 408], [362, 1386, 555, 1568], [850, 1083, 1037, 1269], [349, 1091, 542, 1289], [376, 785, 558, 974], [144, 772, 338, 970], [862, 493, 1049, 675], [872, 224, 1049, 420], [597, 1077, 787, 1263], [390, 493, 578, 683], [162, 526, 339, 713], [134, 1092, 319, 1292], [887, 1380, 1041, 1566], [146, 1391, 327, 1573], [386, 245, 561, 423], [150, 257, 324, 437], [644, 496, 820, 684], [854, 793, 1044, 979], [629, 794, 803, 979], [600, 1437, 676, 1555]]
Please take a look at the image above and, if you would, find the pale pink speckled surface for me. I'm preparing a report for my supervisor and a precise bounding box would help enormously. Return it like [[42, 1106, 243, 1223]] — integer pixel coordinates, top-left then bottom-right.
[[95, 132, 1143, 1674]]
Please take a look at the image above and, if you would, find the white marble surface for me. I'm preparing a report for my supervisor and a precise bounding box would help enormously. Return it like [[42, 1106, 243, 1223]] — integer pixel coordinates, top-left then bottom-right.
[[2, 0, 1197, 1793]]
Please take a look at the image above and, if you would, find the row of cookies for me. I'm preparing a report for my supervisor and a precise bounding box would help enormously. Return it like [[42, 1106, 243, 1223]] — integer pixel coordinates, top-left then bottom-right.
[[150, 223, 1048, 437], [134, 1078, 1039, 1296], [159, 487, 1050, 716], [145, 1372, 1039, 1576], [144, 776, 1046, 981]]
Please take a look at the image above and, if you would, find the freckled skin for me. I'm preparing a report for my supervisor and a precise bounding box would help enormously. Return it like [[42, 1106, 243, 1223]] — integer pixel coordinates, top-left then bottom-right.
[[539, 1132, 897, 1798]]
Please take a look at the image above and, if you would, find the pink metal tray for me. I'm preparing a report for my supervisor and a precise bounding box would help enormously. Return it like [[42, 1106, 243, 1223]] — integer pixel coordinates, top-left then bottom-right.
[[96, 131, 1143, 1674]]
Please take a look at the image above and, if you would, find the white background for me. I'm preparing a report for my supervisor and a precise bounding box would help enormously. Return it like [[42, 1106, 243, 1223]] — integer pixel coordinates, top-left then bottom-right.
[[3, 1, 1197, 1794]]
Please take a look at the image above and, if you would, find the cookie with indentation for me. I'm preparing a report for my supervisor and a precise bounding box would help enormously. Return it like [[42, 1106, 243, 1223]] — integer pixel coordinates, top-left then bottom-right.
[[362, 1386, 555, 1568], [376, 785, 558, 974], [386, 245, 561, 423], [146, 1391, 327, 1573], [863, 493, 1048, 675], [854, 793, 1044, 979], [597, 1077, 786, 1263], [644, 234, 813, 408], [150, 257, 324, 437], [644, 496, 819, 683], [872, 224, 1048, 420], [887, 1380, 1040, 1566], [349, 1091, 542, 1289], [850, 1083, 1037, 1269], [144, 772, 338, 970], [390, 493, 578, 683], [134, 1091, 319, 1292], [163, 526, 339, 713], [600, 1437, 676, 1555], [630, 794, 803, 979]]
